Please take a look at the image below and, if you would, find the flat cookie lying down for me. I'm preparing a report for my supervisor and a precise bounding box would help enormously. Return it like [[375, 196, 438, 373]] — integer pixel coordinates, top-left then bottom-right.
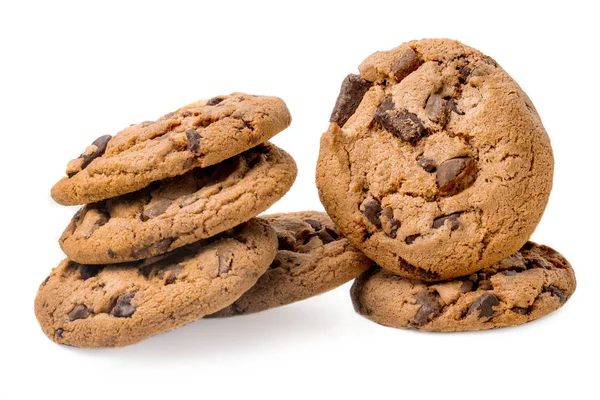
[[35, 219, 276, 348], [350, 242, 575, 332], [208, 212, 372, 317]]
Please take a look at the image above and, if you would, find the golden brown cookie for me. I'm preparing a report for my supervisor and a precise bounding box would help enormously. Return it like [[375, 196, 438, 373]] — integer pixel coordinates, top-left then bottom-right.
[[52, 93, 291, 205], [317, 38, 553, 280], [35, 219, 277, 348], [351, 242, 575, 332]]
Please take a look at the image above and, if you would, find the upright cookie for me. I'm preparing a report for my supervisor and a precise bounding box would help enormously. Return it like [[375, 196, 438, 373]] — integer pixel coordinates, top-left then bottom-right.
[[351, 242, 575, 332], [209, 212, 371, 317], [52, 93, 291, 205], [317, 39, 553, 280], [35, 219, 277, 348], [60, 143, 296, 264]]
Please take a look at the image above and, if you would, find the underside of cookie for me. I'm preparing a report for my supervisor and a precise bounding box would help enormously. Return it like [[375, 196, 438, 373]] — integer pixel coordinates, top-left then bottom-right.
[[317, 38, 554, 280], [350, 242, 575, 332], [51, 93, 291, 205]]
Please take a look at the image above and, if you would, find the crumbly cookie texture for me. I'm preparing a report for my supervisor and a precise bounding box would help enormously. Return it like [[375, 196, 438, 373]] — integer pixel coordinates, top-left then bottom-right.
[[35, 219, 277, 348], [52, 93, 291, 205], [208, 211, 371, 317], [350, 242, 575, 332], [317, 38, 554, 281], [59, 143, 296, 264]]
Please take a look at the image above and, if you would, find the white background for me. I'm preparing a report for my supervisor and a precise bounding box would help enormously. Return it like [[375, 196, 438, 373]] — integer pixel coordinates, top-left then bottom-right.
[[1, 1, 598, 399]]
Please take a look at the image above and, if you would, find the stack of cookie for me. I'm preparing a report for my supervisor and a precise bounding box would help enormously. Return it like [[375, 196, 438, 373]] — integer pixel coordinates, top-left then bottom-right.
[[35, 94, 371, 347], [317, 39, 576, 331]]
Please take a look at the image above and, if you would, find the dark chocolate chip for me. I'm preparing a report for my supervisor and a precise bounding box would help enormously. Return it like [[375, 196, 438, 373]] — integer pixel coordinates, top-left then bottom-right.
[[380, 206, 400, 238], [329, 74, 373, 127], [207, 96, 224, 106], [303, 219, 322, 231], [132, 237, 175, 259], [436, 157, 477, 196], [412, 290, 441, 326], [404, 234, 420, 245], [111, 293, 136, 318], [42, 275, 51, 286], [391, 48, 422, 82], [544, 285, 567, 304], [80, 265, 103, 280], [432, 212, 462, 230], [278, 234, 297, 251], [511, 307, 530, 315], [483, 57, 497, 67], [107, 249, 117, 259], [305, 230, 336, 245], [425, 94, 448, 125], [141, 199, 172, 221], [68, 304, 91, 321], [417, 156, 436, 173], [360, 195, 382, 228], [446, 99, 464, 115], [466, 293, 499, 318], [81, 134, 112, 169], [185, 129, 201, 153], [374, 98, 425, 143], [218, 253, 233, 276], [460, 65, 472, 82], [325, 227, 339, 240], [156, 264, 183, 284], [55, 328, 64, 339], [460, 280, 475, 293]]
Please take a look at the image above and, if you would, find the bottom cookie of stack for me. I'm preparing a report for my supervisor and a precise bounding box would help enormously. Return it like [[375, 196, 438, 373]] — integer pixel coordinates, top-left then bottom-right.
[[350, 242, 576, 332]]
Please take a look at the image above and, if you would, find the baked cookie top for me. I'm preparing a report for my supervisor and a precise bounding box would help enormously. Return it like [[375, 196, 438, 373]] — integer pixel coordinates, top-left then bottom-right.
[[351, 242, 575, 332], [60, 143, 296, 264], [208, 211, 371, 317], [317, 38, 553, 280], [51, 93, 291, 205], [35, 219, 277, 348]]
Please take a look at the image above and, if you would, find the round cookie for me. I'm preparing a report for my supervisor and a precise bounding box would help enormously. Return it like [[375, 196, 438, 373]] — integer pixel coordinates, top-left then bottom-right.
[[317, 39, 553, 281], [208, 212, 372, 317], [35, 219, 277, 348], [52, 93, 291, 205], [350, 242, 575, 332], [60, 143, 296, 264]]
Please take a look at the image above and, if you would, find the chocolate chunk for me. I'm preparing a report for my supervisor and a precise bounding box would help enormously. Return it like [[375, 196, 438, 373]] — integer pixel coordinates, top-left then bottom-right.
[[325, 227, 339, 240], [329, 74, 373, 127], [303, 219, 322, 231], [446, 99, 464, 115], [511, 307, 530, 315], [55, 328, 64, 339], [141, 199, 172, 221], [391, 48, 422, 82], [425, 94, 448, 125], [380, 206, 400, 238], [360, 195, 382, 228], [185, 129, 201, 153], [304, 230, 336, 245], [42, 275, 51, 286], [417, 156, 436, 173], [156, 264, 183, 284], [436, 157, 477, 196], [207, 96, 224, 106], [432, 212, 462, 230], [111, 293, 136, 318], [374, 98, 425, 143], [460, 280, 475, 293], [81, 135, 112, 169], [132, 237, 175, 259], [278, 234, 297, 251], [107, 249, 117, 259], [544, 285, 567, 304], [218, 253, 233, 276], [466, 293, 499, 318], [460, 65, 472, 82], [404, 234, 420, 245], [68, 304, 91, 321], [80, 265, 103, 280], [412, 290, 441, 326]]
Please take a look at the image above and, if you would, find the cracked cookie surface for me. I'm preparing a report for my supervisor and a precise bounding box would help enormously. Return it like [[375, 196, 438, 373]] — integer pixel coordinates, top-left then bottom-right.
[[208, 211, 371, 317], [35, 219, 277, 348], [350, 242, 575, 332], [60, 143, 296, 264], [51, 93, 291, 205], [317, 39, 554, 280]]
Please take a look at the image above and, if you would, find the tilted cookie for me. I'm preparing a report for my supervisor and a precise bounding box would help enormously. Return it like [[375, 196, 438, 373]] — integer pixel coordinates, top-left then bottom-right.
[[35, 219, 277, 348], [60, 143, 296, 264], [52, 93, 291, 205], [208, 212, 371, 317], [317, 39, 553, 281], [351, 242, 575, 332]]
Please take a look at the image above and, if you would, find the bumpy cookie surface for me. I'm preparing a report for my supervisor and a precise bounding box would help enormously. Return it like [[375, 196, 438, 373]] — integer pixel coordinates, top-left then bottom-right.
[[35, 219, 277, 348], [52, 93, 291, 205], [209, 211, 371, 317], [317, 39, 553, 280], [351, 242, 575, 332], [60, 143, 296, 264]]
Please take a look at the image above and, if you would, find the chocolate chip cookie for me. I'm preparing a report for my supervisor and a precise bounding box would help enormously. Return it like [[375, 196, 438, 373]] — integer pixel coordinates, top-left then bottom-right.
[[350, 242, 575, 332], [317, 39, 554, 281], [208, 212, 371, 317], [51, 93, 291, 205], [60, 143, 296, 264], [35, 219, 277, 348]]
